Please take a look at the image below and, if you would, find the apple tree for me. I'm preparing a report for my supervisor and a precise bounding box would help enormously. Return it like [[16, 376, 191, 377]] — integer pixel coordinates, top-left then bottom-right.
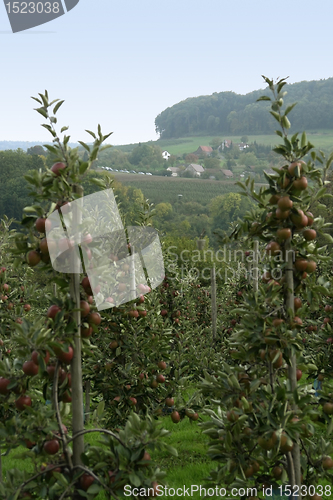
[[200, 77, 333, 499]]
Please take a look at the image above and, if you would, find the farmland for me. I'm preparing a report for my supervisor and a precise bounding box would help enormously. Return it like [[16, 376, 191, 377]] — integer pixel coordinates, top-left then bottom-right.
[[102, 172, 242, 206], [115, 130, 333, 156]]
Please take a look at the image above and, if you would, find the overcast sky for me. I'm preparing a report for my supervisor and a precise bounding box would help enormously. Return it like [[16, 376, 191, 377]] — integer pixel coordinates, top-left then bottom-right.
[[1, 0, 332, 146]]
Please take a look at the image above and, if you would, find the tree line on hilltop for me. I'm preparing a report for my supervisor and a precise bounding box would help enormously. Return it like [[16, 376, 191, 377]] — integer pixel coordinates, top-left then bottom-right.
[[154, 78, 333, 138]]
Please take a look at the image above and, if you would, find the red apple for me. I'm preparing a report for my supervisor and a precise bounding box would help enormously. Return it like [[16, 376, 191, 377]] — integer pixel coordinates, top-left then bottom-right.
[[82, 233, 93, 245], [137, 294, 145, 304], [15, 395, 32, 411], [81, 326, 93, 338], [62, 390, 72, 403], [0, 378, 11, 395], [26, 250, 41, 267], [43, 439, 59, 455], [47, 305, 61, 320], [22, 360, 39, 376], [23, 304, 31, 312], [171, 411, 180, 423], [51, 162, 67, 176], [54, 346, 74, 364], [81, 277, 93, 295], [35, 217, 46, 233], [79, 473, 95, 491], [31, 350, 50, 366], [80, 300, 90, 317], [87, 312, 101, 326]]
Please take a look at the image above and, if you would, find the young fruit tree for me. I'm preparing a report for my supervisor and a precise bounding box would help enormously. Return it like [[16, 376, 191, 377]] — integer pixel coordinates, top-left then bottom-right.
[[200, 77, 333, 500], [0, 92, 177, 499]]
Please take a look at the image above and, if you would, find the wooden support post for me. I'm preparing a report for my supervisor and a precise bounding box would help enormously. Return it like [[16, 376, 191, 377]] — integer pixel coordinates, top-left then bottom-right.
[[70, 184, 85, 467], [85, 380, 91, 424], [211, 265, 217, 341]]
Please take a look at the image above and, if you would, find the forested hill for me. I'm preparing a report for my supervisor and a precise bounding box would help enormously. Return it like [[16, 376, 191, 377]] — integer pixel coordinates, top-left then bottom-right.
[[155, 78, 333, 139]]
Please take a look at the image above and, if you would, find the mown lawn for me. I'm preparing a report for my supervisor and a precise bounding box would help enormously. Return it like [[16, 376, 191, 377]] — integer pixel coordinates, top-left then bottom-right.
[[147, 131, 333, 156]]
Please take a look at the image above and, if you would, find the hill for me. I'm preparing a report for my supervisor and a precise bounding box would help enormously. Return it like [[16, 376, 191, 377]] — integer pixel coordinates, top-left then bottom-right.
[[0, 140, 82, 151], [154, 78, 333, 139]]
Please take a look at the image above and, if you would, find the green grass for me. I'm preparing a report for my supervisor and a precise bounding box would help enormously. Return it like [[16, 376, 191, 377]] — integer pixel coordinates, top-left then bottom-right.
[[150, 132, 333, 156], [2, 415, 333, 500], [108, 174, 240, 206]]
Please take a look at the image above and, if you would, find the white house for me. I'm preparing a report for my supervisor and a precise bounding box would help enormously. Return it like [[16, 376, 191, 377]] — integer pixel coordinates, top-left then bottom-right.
[[166, 167, 180, 177], [185, 164, 205, 177], [238, 143, 249, 151], [220, 140, 232, 150], [162, 150, 171, 160]]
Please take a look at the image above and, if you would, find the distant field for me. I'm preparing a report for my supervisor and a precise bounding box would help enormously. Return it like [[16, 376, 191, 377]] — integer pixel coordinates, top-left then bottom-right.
[[155, 132, 333, 156], [106, 172, 242, 206]]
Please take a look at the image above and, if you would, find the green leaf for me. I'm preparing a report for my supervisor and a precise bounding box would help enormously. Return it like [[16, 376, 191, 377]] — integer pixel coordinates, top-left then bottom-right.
[[50, 117, 57, 124], [282, 115, 291, 129], [269, 111, 281, 123], [128, 472, 141, 487], [87, 484, 101, 494], [79, 162, 90, 175], [323, 233, 333, 243], [23, 206, 37, 214], [277, 80, 288, 94], [272, 146, 288, 155], [89, 178, 107, 189], [301, 131, 307, 148], [78, 141, 91, 152], [162, 443, 178, 456], [284, 103, 297, 116], [35, 107, 48, 119], [38, 93, 49, 107], [103, 132, 113, 141], [97, 400, 105, 417], [41, 124, 56, 137], [257, 95, 271, 102], [85, 130, 96, 139], [53, 100, 65, 114], [61, 126, 69, 133], [43, 144, 59, 155], [31, 96, 42, 105]]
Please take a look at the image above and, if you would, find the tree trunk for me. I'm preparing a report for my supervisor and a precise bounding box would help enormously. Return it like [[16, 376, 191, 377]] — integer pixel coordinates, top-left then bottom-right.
[[211, 265, 217, 341], [285, 237, 301, 496], [70, 184, 85, 466], [85, 380, 91, 424], [130, 246, 136, 301]]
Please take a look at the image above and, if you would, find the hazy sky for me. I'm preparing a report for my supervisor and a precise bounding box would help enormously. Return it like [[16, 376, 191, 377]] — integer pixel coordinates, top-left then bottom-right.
[[1, 0, 332, 146]]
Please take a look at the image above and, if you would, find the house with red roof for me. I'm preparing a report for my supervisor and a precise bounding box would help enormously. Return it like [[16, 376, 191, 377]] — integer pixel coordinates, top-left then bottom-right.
[[194, 145, 213, 156]]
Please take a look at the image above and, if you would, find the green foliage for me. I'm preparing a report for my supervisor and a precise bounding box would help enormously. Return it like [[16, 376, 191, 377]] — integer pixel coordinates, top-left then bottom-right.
[[155, 78, 333, 139]]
